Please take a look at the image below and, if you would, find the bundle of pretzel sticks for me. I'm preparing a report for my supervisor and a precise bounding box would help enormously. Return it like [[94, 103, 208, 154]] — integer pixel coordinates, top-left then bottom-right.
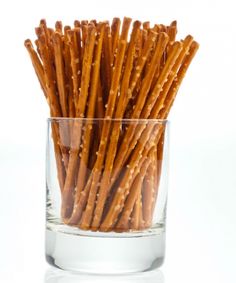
[[25, 17, 198, 232]]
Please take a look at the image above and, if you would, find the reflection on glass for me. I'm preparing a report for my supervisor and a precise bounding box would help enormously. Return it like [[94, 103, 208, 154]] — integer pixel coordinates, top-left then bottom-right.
[[45, 267, 164, 283]]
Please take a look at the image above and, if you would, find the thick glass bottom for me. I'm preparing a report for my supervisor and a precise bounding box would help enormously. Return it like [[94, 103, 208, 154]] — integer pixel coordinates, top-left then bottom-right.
[[45, 226, 165, 274]]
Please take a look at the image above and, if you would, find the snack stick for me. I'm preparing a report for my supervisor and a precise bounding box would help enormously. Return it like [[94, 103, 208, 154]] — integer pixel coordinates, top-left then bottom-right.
[[110, 41, 181, 191], [79, 18, 132, 230], [68, 18, 132, 227], [75, 23, 105, 202], [100, 124, 159, 231], [111, 17, 121, 55], [61, 26, 96, 220], [92, 21, 141, 229], [116, 153, 152, 230], [53, 32, 68, 117]]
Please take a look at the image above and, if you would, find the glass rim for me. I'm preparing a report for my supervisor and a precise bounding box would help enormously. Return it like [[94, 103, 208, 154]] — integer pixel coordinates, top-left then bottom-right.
[[47, 117, 168, 124]]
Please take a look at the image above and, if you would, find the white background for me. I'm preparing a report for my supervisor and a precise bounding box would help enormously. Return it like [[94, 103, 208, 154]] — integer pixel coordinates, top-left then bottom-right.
[[0, 0, 236, 282]]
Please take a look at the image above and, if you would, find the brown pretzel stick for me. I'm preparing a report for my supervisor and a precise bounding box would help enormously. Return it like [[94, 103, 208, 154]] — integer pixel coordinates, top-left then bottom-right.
[[110, 40, 180, 192], [67, 29, 81, 112], [73, 21, 83, 74], [102, 23, 113, 100], [124, 39, 184, 165], [92, 20, 141, 229], [55, 21, 63, 34], [36, 28, 62, 116], [50, 122, 67, 191], [124, 37, 191, 160], [24, 39, 47, 99], [131, 180, 145, 231], [111, 18, 121, 55], [53, 32, 68, 117], [73, 18, 132, 229], [63, 27, 75, 117], [36, 27, 71, 171], [142, 147, 156, 228], [111, 153, 149, 231], [81, 23, 88, 57], [61, 26, 96, 220], [116, 151, 152, 231], [24, 39, 66, 191], [100, 124, 160, 231], [143, 21, 150, 30], [96, 78, 105, 118], [129, 30, 157, 93], [160, 41, 200, 119], [150, 35, 194, 119], [125, 36, 192, 162], [109, 33, 169, 172], [74, 23, 105, 202], [130, 198, 141, 230], [167, 21, 177, 54], [124, 28, 143, 119]]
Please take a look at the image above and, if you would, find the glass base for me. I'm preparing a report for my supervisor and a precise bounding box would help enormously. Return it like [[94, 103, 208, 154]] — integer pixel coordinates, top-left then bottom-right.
[[45, 226, 165, 274]]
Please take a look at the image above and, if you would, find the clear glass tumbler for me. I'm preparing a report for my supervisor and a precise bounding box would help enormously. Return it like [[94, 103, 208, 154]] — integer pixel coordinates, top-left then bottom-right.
[[46, 118, 169, 273]]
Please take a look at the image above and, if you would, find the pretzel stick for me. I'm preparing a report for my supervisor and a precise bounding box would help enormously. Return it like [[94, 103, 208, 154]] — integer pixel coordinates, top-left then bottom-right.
[[100, 124, 160, 231], [125, 37, 192, 158], [74, 20, 80, 27], [143, 21, 150, 30], [36, 28, 62, 116], [39, 20, 55, 63], [127, 29, 157, 97], [116, 153, 152, 231], [102, 23, 113, 100], [139, 192, 145, 230], [61, 26, 96, 220], [63, 27, 75, 117], [36, 27, 69, 171], [121, 28, 157, 121], [111, 17, 121, 55], [74, 27, 82, 91], [90, 19, 97, 26], [68, 19, 131, 225], [74, 21, 83, 64], [149, 35, 193, 119], [168, 21, 177, 41], [142, 148, 156, 228], [159, 41, 199, 119], [55, 21, 63, 34], [109, 153, 149, 232], [67, 30, 81, 111], [74, 23, 105, 202], [124, 28, 143, 118], [24, 39, 47, 99], [130, 200, 139, 230], [124, 36, 192, 162], [81, 23, 88, 57], [25, 39, 66, 191], [53, 32, 68, 117], [74, 18, 132, 229], [109, 35, 174, 188], [96, 78, 105, 118], [123, 40, 184, 167], [131, 181, 145, 231], [91, 20, 141, 229]]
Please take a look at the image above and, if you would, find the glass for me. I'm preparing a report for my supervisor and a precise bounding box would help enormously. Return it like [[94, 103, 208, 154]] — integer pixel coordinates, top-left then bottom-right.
[[46, 118, 169, 273]]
